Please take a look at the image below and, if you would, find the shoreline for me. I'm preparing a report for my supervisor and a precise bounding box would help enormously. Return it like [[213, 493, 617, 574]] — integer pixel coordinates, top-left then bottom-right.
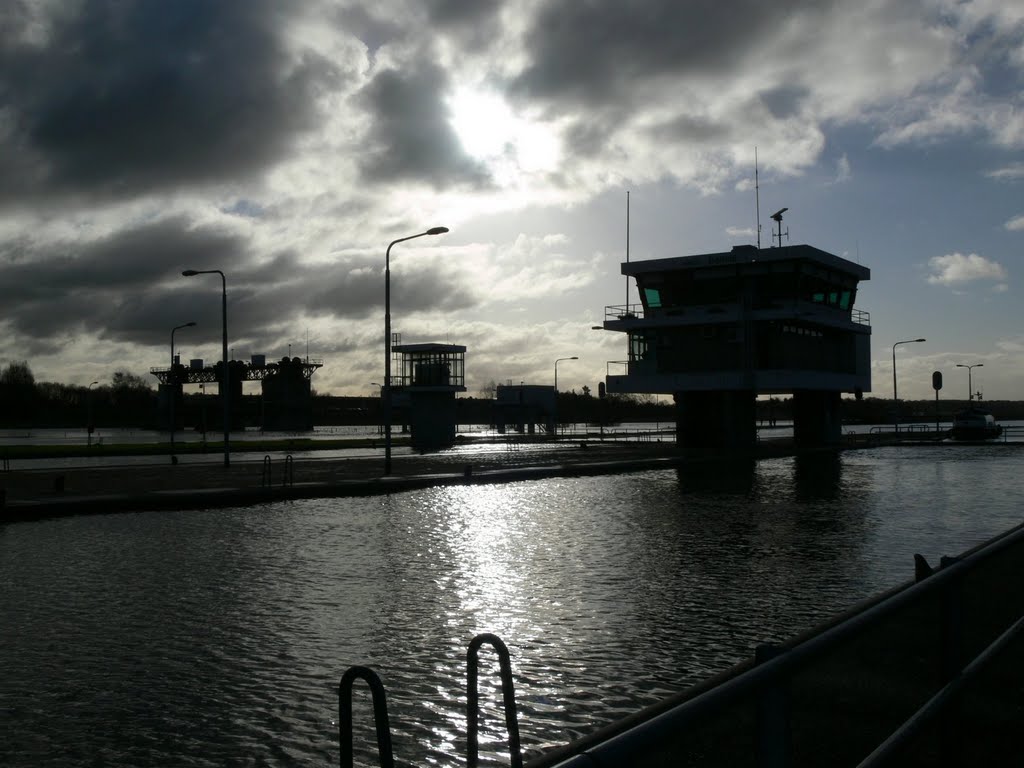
[[2, 438, 802, 521]]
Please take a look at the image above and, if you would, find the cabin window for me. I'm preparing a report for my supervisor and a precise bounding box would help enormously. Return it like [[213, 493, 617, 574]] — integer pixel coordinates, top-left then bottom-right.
[[629, 333, 648, 361], [643, 287, 662, 308], [812, 292, 825, 303], [839, 291, 851, 310]]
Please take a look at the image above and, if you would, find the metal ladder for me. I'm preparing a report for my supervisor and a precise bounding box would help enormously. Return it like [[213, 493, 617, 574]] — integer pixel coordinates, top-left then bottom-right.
[[260, 454, 295, 488], [339, 632, 522, 767]]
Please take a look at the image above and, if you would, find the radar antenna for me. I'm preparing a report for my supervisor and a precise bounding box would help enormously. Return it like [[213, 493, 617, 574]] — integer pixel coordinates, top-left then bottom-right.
[[770, 208, 789, 248]]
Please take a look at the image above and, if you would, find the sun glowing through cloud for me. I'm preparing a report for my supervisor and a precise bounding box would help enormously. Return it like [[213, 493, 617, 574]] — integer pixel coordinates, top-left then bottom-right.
[[448, 87, 560, 179]]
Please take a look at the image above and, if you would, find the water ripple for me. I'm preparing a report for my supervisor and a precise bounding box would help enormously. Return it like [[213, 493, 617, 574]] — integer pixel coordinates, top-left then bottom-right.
[[3, 448, 1023, 765]]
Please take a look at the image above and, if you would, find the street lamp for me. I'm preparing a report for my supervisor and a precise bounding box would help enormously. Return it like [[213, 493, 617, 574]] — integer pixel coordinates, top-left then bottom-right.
[[892, 338, 926, 433], [554, 356, 578, 393], [384, 226, 449, 475], [87, 381, 99, 447], [199, 383, 207, 440], [170, 321, 196, 456], [955, 363, 983, 402], [182, 269, 230, 467]]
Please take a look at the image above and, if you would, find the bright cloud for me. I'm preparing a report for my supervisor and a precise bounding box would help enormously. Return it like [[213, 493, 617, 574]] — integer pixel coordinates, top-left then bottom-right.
[[726, 226, 756, 238], [987, 163, 1024, 181], [0, 1, 1023, 395], [834, 154, 852, 184], [926, 252, 1008, 286]]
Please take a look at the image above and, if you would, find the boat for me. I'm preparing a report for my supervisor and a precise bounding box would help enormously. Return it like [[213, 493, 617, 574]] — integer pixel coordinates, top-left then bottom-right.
[[949, 407, 1003, 441]]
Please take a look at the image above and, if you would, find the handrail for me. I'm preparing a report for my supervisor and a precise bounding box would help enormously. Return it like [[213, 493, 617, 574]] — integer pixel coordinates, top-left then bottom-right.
[[851, 307, 871, 326], [603, 304, 644, 321], [467, 633, 523, 768], [338, 666, 395, 768], [283, 454, 294, 486], [856, 611, 1024, 767], [541, 520, 1024, 767], [260, 455, 271, 487]]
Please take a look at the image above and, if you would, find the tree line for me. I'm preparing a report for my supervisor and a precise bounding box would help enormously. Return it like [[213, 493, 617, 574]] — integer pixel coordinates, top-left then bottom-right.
[[3, 360, 1020, 430], [0, 361, 155, 428]]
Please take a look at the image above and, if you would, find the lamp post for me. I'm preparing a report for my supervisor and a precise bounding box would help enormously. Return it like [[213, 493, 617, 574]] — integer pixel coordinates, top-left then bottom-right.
[[384, 226, 449, 475], [87, 381, 99, 447], [199, 383, 207, 440], [182, 269, 230, 467], [955, 363, 983, 402], [554, 356, 578, 393], [170, 321, 196, 456], [370, 383, 382, 435], [892, 338, 926, 433]]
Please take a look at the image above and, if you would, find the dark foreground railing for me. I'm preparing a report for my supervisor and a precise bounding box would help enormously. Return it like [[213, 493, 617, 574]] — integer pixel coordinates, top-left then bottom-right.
[[339, 522, 1024, 767], [534, 521, 1024, 767]]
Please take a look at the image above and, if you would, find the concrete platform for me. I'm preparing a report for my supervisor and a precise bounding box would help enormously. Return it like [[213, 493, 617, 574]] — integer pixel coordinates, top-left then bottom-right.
[[1, 441, 714, 521]]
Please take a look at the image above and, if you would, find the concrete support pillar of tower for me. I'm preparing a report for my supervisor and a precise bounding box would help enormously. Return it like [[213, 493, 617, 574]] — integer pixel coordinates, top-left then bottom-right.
[[675, 390, 757, 456], [792, 390, 842, 449]]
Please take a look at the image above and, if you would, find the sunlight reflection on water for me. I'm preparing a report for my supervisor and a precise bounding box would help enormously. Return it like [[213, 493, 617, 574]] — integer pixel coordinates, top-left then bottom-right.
[[2, 446, 1023, 766]]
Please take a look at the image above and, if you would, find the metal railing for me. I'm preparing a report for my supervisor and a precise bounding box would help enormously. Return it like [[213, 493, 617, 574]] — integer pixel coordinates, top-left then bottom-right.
[[468, 633, 523, 768], [337, 526, 1024, 767], [338, 666, 394, 768], [538, 521, 1024, 767], [603, 304, 644, 322]]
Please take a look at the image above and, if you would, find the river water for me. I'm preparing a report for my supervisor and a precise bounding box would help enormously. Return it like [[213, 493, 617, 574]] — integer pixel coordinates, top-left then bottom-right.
[[3, 445, 1023, 767]]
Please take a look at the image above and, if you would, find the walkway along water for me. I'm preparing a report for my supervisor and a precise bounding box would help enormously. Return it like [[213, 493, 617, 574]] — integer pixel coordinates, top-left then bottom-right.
[[342, 521, 1024, 767]]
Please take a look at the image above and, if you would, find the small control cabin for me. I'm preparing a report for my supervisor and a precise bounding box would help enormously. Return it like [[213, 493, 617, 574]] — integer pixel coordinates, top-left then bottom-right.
[[392, 342, 466, 450]]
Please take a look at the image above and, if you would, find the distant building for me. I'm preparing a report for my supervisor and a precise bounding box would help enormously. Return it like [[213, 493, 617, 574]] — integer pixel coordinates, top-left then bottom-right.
[[598, 244, 871, 451], [494, 384, 557, 434]]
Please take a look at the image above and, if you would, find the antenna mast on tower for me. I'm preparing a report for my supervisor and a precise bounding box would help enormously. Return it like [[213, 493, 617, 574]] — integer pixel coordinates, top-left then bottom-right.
[[625, 190, 630, 312], [755, 148, 761, 249]]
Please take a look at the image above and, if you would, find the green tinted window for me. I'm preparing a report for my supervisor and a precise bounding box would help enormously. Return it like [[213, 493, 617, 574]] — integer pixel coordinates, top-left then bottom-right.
[[812, 292, 825, 303], [839, 291, 851, 309], [643, 287, 662, 308]]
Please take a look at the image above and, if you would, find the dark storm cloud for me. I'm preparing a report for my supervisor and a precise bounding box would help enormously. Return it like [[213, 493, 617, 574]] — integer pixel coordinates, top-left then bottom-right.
[[0, 216, 476, 349], [424, 0, 502, 27], [0, 0, 342, 205], [424, 0, 504, 48], [511, 0, 831, 108], [356, 57, 492, 187], [650, 114, 732, 143], [0, 217, 248, 339], [760, 85, 811, 120]]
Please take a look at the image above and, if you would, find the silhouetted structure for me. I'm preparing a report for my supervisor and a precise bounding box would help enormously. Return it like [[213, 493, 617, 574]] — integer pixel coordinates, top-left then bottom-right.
[[152, 355, 323, 431], [494, 384, 557, 434], [391, 343, 466, 450], [598, 244, 871, 452]]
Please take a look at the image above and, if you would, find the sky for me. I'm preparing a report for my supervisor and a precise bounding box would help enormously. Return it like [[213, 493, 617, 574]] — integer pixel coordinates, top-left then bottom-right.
[[0, 0, 1021, 402]]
